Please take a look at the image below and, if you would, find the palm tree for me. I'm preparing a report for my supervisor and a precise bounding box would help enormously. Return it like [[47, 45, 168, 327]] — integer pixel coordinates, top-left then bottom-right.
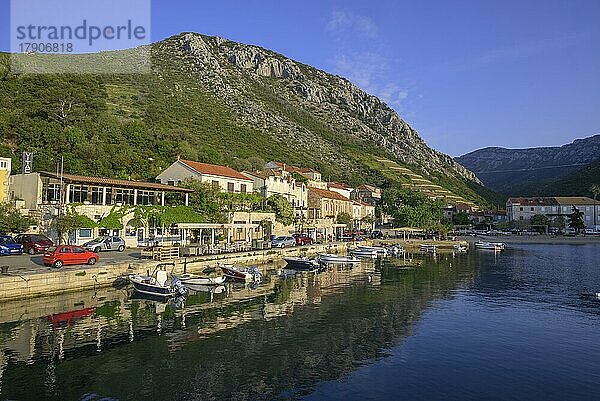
[[591, 184, 600, 228]]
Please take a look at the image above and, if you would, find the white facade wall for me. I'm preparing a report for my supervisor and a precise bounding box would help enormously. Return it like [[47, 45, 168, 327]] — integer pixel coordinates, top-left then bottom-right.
[[157, 162, 253, 194]]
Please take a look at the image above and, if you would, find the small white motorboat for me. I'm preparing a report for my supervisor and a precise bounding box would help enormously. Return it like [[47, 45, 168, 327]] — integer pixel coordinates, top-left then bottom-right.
[[475, 241, 505, 251], [349, 248, 378, 259], [318, 253, 361, 265], [219, 263, 262, 281], [284, 257, 321, 270], [173, 273, 226, 286], [129, 268, 187, 297], [356, 246, 388, 257]]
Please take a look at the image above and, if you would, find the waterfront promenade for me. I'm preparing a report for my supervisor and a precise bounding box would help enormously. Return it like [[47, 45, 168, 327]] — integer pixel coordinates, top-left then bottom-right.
[[0, 241, 357, 302]]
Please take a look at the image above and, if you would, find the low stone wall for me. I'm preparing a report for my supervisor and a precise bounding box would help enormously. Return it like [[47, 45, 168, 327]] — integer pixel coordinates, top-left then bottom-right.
[[0, 242, 356, 302]]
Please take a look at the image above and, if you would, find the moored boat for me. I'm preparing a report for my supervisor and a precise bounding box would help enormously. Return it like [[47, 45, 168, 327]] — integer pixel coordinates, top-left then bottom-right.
[[219, 263, 261, 281], [453, 244, 468, 253], [474, 241, 505, 251], [356, 245, 388, 257], [318, 253, 361, 264], [173, 273, 226, 286], [349, 248, 378, 259], [128, 269, 187, 297], [284, 257, 320, 271]]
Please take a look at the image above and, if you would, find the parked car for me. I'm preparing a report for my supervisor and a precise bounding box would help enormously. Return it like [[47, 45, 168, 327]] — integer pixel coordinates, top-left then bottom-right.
[[271, 236, 297, 248], [370, 230, 383, 239], [0, 236, 24, 256], [83, 236, 126, 253], [293, 233, 313, 245], [13, 234, 54, 255], [43, 245, 99, 268]]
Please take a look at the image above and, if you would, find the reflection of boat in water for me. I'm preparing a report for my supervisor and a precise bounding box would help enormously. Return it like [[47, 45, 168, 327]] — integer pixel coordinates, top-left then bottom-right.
[[453, 244, 468, 252], [419, 244, 436, 253], [129, 291, 186, 310], [318, 254, 360, 265], [129, 263, 187, 297], [475, 241, 505, 251], [284, 257, 320, 271], [219, 263, 261, 281], [187, 284, 226, 294], [174, 273, 226, 286]]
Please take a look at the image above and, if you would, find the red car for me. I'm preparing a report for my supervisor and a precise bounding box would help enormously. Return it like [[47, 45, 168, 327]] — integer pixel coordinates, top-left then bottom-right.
[[14, 234, 54, 255], [293, 233, 313, 245], [43, 245, 99, 268]]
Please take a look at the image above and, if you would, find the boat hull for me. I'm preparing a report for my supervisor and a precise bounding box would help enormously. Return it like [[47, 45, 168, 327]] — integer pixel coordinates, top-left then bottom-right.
[[176, 274, 226, 286], [284, 257, 320, 271]]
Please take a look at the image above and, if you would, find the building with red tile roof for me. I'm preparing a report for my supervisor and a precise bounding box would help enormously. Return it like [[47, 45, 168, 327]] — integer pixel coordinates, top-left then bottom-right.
[[157, 159, 253, 194]]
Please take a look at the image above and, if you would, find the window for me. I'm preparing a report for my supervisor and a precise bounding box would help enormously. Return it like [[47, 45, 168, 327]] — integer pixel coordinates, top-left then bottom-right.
[[519, 216, 524, 220], [73, 247, 85, 254], [227, 182, 235, 192], [79, 229, 92, 238], [69, 185, 89, 203], [240, 184, 247, 194], [530, 207, 534, 211], [167, 180, 175, 186], [42, 183, 61, 203], [91, 187, 104, 204], [519, 207, 523, 211], [211, 180, 220, 188], [115, 189, 135, 205], [136, 190, 156, 205], [0, 161, 6, 169], [60, 246, 71, 254], [105, 188, 113, 205]]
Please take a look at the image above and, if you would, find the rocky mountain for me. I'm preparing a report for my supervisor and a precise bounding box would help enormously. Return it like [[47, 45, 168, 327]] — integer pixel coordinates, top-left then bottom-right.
[[456, 134, 600, 195], [0, 32, 493, 205]]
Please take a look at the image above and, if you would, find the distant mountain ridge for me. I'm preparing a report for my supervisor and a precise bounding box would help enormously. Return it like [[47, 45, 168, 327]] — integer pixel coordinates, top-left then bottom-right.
[[456, 134, 600, 195]]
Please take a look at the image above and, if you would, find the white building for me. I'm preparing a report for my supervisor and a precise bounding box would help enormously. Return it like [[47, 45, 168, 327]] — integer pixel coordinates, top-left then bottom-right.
[[506, 196, 600, 229], [157, 159, 253, 194], [242, 169, 308, 212], [327, 182, 354, 199]]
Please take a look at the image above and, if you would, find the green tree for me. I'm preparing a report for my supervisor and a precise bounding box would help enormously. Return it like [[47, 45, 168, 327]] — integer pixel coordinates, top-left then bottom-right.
[[568, 206, 585, 233], [530, 214, 550, 233], [0, 204, 34, 234], [452, 212, 470, 226], [54, 209, 97, 244], [180, 178, 227, 223], [591, 184, 600, 227], [381, 187, 444, 231], [267, 194, 294, 226], [336, 212, 352, 227]]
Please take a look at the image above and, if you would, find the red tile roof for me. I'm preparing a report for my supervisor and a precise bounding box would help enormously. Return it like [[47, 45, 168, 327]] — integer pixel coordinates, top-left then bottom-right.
[[180, 159, 252, 181], [328, 182, 353, 190], [507, 197, 559, 206], [40, 172, 193, 192], [309, 187, 352, 201]]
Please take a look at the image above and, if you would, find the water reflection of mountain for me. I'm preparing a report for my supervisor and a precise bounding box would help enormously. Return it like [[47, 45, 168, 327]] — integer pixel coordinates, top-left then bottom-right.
[[0, 255, 475, 401]]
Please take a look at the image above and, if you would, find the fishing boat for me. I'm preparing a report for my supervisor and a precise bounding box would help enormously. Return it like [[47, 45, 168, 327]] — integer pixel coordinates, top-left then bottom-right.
[[128, 269, 187, 297], [386, 245, 405, 256], [284, 257, 320, 271], [349, 248, 378, 259], [419, 244, 437, 253], [356, 245, 389, 257], [186, 283, 226, 294], [318, 253, 361, 265], [219, 263, 261, 281], [173, 273, 226, 286], [474, 241, 505, 251]]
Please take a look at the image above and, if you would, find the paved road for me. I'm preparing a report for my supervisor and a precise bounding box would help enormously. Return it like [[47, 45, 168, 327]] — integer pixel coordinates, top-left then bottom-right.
[[0, 249, 144, 276]]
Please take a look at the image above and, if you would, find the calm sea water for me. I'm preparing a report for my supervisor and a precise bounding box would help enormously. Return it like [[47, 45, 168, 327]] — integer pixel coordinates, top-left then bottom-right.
[[1, 243, 600, 401]]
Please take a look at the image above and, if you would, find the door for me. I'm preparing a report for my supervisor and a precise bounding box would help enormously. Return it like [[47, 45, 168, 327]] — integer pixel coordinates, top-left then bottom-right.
[[59, 246, 72, 264], [72, 246, 87, 263]]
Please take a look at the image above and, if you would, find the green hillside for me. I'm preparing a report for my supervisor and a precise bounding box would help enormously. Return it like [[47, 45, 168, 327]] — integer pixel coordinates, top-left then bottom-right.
[[0, 33, 501, 207]]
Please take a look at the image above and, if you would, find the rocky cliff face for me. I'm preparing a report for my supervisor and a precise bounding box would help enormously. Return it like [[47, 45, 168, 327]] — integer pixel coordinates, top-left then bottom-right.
[[156, 33, 480, 184], [456, 134, 600, 194]]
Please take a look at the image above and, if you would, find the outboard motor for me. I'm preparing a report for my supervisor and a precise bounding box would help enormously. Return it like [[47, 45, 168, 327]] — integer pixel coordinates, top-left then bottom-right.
[[171, 277, 187, 296]]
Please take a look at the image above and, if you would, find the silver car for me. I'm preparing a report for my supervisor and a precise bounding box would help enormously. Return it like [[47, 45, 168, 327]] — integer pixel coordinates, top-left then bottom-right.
[[84, 236, 126, 253], [271, 236, 296, 248]]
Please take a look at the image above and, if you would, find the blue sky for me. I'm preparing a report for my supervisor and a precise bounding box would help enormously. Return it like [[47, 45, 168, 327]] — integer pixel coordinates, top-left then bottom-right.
[[1, 0, 599, 156]]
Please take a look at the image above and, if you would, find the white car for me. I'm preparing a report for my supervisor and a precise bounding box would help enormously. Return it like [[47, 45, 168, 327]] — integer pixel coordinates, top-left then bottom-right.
[[271, 236, 296, 248]]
